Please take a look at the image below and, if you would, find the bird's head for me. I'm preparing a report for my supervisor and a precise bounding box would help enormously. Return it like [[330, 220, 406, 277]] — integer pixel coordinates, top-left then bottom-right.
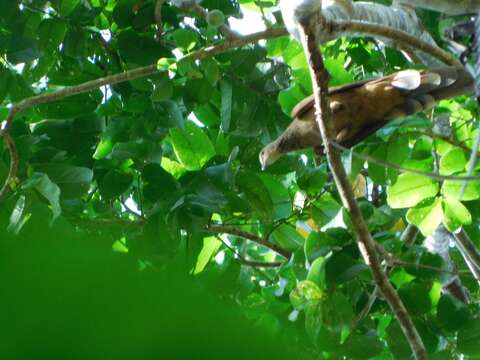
[[259, 141, 282, 170]]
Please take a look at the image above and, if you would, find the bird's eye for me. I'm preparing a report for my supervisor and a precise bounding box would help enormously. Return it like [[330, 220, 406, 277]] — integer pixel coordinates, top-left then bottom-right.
[[330, 101, 346, 114]]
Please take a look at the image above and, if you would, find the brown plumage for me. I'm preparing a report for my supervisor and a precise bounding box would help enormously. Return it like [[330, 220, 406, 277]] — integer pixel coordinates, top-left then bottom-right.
[[259, 66, 473, 169]]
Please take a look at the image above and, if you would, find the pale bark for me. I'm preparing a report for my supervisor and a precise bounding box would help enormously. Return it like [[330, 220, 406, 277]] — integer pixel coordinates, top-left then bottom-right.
[[280, 0, 439, 64], [298, 16, 428, 360], [424, 226, 470, 303], [394, 0, 480, 15]]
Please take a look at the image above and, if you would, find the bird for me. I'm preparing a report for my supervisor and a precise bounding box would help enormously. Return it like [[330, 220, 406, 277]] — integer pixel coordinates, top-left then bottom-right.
[[259, 66, 474, 170]]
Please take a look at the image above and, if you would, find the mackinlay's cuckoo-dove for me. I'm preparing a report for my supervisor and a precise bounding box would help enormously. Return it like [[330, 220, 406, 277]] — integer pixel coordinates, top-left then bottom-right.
[[259, 66, 474, 169]]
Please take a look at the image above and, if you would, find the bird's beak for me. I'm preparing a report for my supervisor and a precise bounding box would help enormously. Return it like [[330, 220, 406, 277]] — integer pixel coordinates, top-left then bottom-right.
[[259, 143, 281, 171], [260, 155, 267, 171]]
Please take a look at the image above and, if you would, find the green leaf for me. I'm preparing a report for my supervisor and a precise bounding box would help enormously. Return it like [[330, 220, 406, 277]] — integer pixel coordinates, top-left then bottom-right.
[[172, 29, 198, 51], [201, 58, 220, 85], [437, 294, 471, 332], [151, 76, 173, 102], [32, 164, 93, 199], [63, 27, 87, 58], [282, 40, 307, 70], [99, 170, 133, 200], [458, 320, 480, 356], [406, 197, 443, 236], [290, 280, 323, 311], [184, 78, 215, 104], [386, 321, 412, 359], [235, 171, 273, 218], [296, 167, 328, 193], [7, 195, 29, 235], [440, 148, 467, 176], [132, 3, 155, 30], [0, 67, 11, 103], [367, 143, 388, 185], [322, 291, 355, 330], [306, 257, 326, 288], [112, 0, 136, 28], [93, 138, 114, 160], [194, 237, 222, 274], [387, 173, 439, 208], [51, 0, 80, 15], [311, 194, 341, 227], [142, 163, 179, 203], [386, 134, 409, 181], [442, 178, 480, 201], [38, 19, 67, 51], [278, 84, 305, 115], [398, 281, 432, 316], [161, 100, 185, 128], [402, 248, 444, 280], [220, 80, 232, 132], [325, 252, 368, 286], [22, 173, 61, 222], [236, 170, 273, 219], [6, 35, 41, 64], [442, 197, 472, 232], [118, 30, 171, 66], [271, 224, 304, 252], [324, 55, 354, 85], [169, 122, 215, 171], [37, 92, 102, 119], [161, 157, 187, 179], [343, 334, 383, 359], [304, 231, 337, 262], [257, 177, 290, 220]]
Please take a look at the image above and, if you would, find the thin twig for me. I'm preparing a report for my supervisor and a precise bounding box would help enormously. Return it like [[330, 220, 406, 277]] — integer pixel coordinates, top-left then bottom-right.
[[192, 4, 240, 40], [331, 140, 480, 181], [0, 27, 288, 203], [205, 224, 292, 258], [459, 126, 480, 199], [331, 20, 461, 66], [410, 130, 479, 158], [214, 235, 277, 282], [0, 131, 18, 200], [394, 259, 476, 278], [453, 229, 480, 283], [297, 16, 427, 360], [154, 0, 165, 39], [241, 259, 284, 268], [2, 27, 286, 129], [400, 224, 419, 245], [350, 287, 380, 329], [121, 198, 144, 219]]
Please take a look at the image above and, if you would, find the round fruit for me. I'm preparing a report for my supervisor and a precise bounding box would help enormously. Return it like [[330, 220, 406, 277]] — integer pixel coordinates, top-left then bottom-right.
[[207, 9, 225, 28]]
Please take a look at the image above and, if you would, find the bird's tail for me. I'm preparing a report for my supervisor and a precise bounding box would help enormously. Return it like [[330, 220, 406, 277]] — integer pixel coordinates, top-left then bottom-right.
[[385, 66, 474, 118], [426, 66, 474, 101]]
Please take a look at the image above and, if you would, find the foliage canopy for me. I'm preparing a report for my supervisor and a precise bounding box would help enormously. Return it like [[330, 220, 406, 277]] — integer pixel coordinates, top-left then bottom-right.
[[0, 0, 479, 359]]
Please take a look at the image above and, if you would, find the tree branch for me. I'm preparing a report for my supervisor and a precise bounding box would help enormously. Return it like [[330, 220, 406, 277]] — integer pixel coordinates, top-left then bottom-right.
[[400, 224, 419, 245], [0, 131, 19, 200], [331, 140, 480, 182], [0, 27, 287, 203], [205, 224, 292, 259], [280, 0, 455, 66], [191, 3, 240, 40], [453, 229, 480, 283], [330, 20, 460, 66], [297, 14, 427, 360], [394, 0, 480, 15]]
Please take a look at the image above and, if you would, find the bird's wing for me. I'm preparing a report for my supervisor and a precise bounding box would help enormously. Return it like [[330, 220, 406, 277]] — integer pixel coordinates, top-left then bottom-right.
[[292, 67, 473, 121], [381, 66, 473, 118], [290, 79, 372, 119]]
